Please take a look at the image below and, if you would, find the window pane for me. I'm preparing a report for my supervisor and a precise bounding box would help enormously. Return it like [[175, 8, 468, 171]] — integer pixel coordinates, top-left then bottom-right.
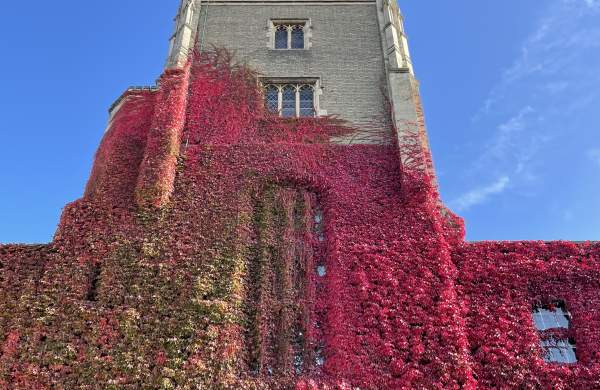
[[299, 85, 314, 117], [545, 346, 560, 363], [542, 339, 577, 364], [282, 86, 296, 117], [291, 25, 304, 49], [554, 307, 570, 328], [537, 309, 554, 330], [275, 26, 288, 49], [561, 341, 577, 364], [532, 303, 570, 330], [532, 311, 547, 330], [265, 86, 278, 114]]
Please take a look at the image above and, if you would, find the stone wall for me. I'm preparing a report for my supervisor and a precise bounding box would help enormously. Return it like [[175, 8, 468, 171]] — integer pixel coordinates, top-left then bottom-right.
[[196, 1, 391, 142]]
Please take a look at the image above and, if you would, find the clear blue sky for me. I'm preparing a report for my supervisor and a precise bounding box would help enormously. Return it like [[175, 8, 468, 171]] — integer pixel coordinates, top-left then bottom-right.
[[0, 1, 598, 243]]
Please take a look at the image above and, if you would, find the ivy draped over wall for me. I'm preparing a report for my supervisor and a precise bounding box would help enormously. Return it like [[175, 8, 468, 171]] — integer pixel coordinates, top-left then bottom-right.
[[454, 241, 600, 388], [0, 50, 598, 389]]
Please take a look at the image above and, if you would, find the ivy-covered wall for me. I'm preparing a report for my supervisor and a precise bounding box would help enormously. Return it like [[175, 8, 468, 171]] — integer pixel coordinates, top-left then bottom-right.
[[454, 241, 600, 389], [0, 51, 598, 389]]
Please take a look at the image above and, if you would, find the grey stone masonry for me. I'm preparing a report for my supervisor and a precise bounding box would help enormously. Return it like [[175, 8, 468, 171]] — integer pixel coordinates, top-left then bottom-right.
[[163, 0, 432, 152], [195, 0, 390, 142]]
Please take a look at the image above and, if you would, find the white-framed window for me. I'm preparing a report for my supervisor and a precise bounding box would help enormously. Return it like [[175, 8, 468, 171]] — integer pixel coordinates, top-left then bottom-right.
[[263, 82, 317, 118], [532, 301, 577, 364], [269, 20, 310, 50]]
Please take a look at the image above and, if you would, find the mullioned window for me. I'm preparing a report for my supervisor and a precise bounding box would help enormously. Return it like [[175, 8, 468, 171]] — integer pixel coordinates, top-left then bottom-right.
[[263, 83, 316, 118], [269, 20, 310, 50]]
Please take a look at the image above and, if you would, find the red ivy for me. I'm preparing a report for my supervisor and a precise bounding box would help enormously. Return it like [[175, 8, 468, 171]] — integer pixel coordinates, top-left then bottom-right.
[[0, 49, 598, 389]]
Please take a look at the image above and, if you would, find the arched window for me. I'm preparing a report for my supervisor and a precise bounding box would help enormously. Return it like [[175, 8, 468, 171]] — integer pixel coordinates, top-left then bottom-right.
[[245, 188, 326, 377], [291, 25, 305, 49], [272, 22, 306, 50], [275, 25, 288, 49], [262, 81, 318, 118], [281, 85, 297, 118], [299, 85, 315, 117], [265, 85, 279, 114]]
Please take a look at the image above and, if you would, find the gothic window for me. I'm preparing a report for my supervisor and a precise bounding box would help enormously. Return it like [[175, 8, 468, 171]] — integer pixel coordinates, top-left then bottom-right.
[[263, 82, 316, 118], [291, 25, 304, 49], [282, 86, 297, 118], [299, 85, 315, 117], [265, 85, 279, 114], [244, 188, 326, 377], [275, 25, 289, 49], [532, 301, 577, 364], [272, 21, 306, 50]]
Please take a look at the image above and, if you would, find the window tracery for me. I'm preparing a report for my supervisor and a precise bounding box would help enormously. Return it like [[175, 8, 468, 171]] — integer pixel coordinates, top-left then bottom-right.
[[271, 22, 307, 50], [265, 85, 279, 114], [262, 83, 316, 118], [282, 85, 297, 117], [275, 25, 289, 49]]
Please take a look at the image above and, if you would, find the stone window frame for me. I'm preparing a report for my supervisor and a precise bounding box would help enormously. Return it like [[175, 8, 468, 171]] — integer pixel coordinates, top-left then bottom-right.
[[260, 77, 326, 118], [532, 300, 578, 364], [267, 19, 312, 50]]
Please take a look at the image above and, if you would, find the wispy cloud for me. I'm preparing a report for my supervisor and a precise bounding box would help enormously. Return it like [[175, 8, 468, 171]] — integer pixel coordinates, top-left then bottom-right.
[[487, 106, 535, 160], [454, 0, 600, 212], [452, 176, 510, 212], [487, 0, 600, 104]]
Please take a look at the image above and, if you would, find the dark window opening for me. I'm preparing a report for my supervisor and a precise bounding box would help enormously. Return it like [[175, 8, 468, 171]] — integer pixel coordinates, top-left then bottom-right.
[[282, 86, 296, 118], [291, 25, 305, 49], [275, 26, 288, 49], [265, 85, 279, 113], [299, 85, 315, 117], [86, 262, 101, 302], [273, 22, 305, 50]]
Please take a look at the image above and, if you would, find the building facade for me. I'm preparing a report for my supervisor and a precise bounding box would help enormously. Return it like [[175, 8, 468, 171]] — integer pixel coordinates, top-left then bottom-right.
[[0, 1, 599, 389], [165, 0, 425, 149]]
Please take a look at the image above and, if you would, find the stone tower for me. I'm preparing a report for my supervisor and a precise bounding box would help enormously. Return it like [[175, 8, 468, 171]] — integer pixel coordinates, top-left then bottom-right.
[[2, 2, 598, 389], [165, 0, 431, 165]]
